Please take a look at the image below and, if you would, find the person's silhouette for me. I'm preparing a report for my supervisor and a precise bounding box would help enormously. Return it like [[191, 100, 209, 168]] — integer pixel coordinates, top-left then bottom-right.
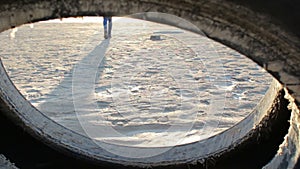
[[103, 16, 112, 39]]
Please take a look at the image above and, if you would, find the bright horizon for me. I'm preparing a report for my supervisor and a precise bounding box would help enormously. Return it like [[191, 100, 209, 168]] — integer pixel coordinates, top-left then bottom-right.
[[43, 16, 143, 23]]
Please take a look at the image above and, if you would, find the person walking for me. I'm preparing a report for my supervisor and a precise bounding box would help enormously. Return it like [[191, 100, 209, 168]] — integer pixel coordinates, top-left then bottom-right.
[[103, 16, 112, 39]]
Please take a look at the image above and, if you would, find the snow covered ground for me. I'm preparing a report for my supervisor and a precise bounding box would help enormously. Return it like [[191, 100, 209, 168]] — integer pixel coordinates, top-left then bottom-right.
[[0, 17, 272, 147]]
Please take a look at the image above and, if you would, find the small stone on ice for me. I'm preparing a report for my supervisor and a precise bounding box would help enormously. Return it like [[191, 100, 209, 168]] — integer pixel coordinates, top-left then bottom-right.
[[150, 35, 161, 41]]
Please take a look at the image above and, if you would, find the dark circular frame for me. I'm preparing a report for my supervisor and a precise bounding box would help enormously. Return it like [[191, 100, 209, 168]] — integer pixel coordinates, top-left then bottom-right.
[[0, 0, 299, 168]]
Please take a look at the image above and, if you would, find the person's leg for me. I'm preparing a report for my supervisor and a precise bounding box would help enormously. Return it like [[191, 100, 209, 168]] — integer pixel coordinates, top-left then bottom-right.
[[103, 17, 108, 39], [108, 17, 112, 38]]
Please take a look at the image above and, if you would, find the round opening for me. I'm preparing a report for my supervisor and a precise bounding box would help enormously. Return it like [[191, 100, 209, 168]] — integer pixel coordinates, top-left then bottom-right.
[[1, 16, 273, 149]]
